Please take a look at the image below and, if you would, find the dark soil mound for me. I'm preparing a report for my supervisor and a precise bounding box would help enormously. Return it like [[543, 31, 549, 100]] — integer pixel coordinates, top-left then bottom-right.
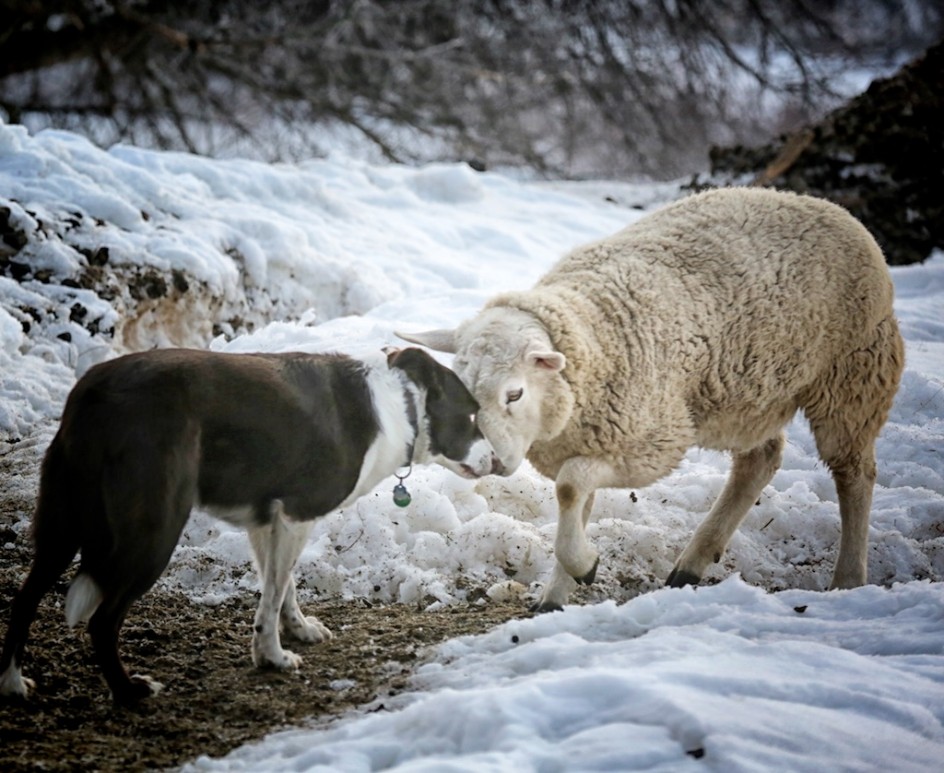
[[698, 41, 943, 265]]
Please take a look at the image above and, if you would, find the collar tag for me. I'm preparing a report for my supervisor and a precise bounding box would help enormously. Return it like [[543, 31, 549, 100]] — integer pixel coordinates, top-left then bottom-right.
[[393, 466, 412, 507]]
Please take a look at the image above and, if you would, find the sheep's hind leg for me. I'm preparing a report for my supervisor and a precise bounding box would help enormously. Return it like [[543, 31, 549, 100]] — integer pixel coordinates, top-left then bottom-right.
[[828, 454, 876, 589], [667, 433, 784, 587], [806, 315, 902, 589], [533, 458, 616, 613]]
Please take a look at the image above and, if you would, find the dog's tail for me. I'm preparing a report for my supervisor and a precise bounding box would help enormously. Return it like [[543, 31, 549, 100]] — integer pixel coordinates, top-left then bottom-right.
[[33, 434, 100, 628], [65, 573, 104, 628]]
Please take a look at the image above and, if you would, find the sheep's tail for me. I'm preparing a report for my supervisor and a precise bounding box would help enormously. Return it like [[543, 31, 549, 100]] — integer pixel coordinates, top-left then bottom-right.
[[65, 573, 104, 628]]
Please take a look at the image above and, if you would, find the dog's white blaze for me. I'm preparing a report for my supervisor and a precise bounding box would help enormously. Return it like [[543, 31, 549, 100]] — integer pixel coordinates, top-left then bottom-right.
[[65, 572, 104, 628], [339, 362, 416, 509]]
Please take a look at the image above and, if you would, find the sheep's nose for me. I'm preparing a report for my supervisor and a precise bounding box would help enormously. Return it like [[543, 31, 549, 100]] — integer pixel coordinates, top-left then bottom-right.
[[490, 456, 505, 476]]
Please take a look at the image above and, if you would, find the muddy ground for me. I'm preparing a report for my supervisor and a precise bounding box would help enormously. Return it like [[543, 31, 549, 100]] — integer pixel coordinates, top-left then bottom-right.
[[0, 435, 527, 771]]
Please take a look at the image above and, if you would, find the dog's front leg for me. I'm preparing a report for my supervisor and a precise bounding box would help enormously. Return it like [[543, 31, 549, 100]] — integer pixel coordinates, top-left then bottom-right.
[[280, 574, 333, 644], [248, 502, 315, 670]]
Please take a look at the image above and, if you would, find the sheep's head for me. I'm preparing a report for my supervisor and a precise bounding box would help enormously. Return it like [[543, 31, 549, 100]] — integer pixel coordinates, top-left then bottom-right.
[[398, 308, 575, 476]]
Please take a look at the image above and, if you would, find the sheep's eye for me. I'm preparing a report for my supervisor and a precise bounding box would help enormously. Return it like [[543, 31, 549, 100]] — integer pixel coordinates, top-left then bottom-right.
[[506, 388, 523, 404]]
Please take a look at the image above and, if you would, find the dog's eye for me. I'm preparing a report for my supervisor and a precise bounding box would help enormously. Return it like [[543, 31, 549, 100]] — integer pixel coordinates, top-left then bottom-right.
[[469, 413, 476, 425], [506, 388, 523, 404]]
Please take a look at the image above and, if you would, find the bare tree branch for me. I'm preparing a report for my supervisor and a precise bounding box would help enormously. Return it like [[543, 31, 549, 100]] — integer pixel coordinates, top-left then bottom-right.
[[1, 0, 941, 178]]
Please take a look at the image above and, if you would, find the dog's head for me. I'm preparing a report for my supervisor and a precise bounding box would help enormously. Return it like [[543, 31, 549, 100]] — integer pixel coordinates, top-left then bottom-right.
[[385, 347, 500, 478]]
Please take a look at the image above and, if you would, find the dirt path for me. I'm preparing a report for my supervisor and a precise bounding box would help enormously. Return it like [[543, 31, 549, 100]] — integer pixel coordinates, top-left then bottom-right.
[[0, 433, 526, 771]]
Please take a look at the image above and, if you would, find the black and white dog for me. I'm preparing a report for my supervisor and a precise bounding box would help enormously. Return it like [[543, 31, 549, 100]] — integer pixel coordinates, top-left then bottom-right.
[[0, 346, 498, 704]]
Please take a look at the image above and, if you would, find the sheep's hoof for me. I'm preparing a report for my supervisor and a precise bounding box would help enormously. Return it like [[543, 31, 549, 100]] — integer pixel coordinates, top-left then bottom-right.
[[529, 600, 564, 614], [575, 557, 599, 586], [666, 567, 701, 588]]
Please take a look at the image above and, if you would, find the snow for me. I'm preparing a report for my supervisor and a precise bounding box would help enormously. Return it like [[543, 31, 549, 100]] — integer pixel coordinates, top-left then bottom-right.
[[187, 580, 944, 772], [2, 119, 943, 771]]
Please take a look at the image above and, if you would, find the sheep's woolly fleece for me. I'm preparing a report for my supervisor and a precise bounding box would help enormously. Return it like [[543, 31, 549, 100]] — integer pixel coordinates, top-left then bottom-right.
[[481, 188, 901, 482]]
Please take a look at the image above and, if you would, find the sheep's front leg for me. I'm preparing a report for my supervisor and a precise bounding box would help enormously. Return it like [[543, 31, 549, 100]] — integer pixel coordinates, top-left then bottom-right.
[[555, 487, 598, 584], [667, 434, 783, 587], [534, 457, 617, 612], [829, 451, 877, 590]]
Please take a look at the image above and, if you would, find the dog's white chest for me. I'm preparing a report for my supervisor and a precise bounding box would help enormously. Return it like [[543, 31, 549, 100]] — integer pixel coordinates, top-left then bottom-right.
[[339, 367, 415, 508]]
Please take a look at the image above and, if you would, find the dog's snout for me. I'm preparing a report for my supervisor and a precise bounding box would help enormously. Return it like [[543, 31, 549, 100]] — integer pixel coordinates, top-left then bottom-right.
[[459, 450, 504, 479]]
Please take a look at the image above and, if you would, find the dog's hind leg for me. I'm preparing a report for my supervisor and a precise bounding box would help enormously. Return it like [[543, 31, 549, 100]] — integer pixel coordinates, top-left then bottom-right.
[[84, 431, 197, 704], [87, 593, 164, 705], [87, 515, 191, 703], [0, 439, 81, 698], [0, 532, 79, 698], [248, 503, 327, 669]]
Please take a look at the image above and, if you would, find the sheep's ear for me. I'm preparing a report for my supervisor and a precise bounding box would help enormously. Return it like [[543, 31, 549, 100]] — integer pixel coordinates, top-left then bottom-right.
[[527, 351, 566, 372], [396, 328, 457, 353]]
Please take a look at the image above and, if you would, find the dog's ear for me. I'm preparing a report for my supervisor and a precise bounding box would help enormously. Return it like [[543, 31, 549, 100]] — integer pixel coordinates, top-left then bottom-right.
[[383, 346, 404, 366], [388, 347, 441, 398], [391, 348, 479, 415]]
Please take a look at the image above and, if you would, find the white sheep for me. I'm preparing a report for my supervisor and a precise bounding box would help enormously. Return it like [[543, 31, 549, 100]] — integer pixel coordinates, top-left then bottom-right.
[[400, 187, 904, 611]]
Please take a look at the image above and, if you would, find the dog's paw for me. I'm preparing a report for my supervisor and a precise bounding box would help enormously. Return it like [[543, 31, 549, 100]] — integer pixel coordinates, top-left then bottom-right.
[[253, 640, 303, 671], [0, 665, 35, 699], [283, 615, 333, 644], [131, 674, 164, 696], [112, 674, 164, 705], [261, 649, 303, 671]]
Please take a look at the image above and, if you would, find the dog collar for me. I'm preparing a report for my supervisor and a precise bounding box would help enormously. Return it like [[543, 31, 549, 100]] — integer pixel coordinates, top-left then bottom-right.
[[393, 379, 420, 507]]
